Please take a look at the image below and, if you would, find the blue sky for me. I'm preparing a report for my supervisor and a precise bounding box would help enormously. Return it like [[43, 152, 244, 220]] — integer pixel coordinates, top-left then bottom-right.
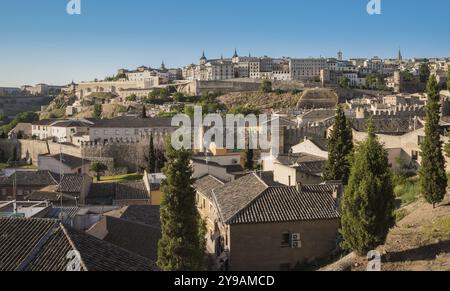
[[0, 0, 449, 87]]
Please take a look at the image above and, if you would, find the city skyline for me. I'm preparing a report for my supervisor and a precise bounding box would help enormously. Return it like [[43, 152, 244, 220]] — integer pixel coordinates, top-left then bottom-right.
[[1, 0, 450, 87]]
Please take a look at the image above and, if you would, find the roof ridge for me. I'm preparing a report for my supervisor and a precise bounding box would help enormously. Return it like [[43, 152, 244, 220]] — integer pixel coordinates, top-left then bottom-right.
[[252, 172, 270, 188], [224, 174, 270, 224], [59, 223, 89, 271], [207, 174, 226, 185], [225, 187, 273, 224]]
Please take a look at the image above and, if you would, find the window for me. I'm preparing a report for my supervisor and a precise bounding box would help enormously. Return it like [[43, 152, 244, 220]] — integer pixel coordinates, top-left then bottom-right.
[[281, 232, 291, 247]]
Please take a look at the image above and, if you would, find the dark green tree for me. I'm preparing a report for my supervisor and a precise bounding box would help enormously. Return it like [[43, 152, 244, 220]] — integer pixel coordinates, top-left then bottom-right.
[[0, 148, 6, 163], [148, 134, 156, 173], [260, 80, 272, 93], [12, 147, 18, 162], [90, 161, 108, 181], [447, 65, 450, 90], [419, 62, 430, 83], [340, 120, 396, 255], [420, 75, 448, 208], [323, 106, 354, 184], [155, 147, 166, 172], [339, 77, 350, 89], [245, 147, 254, 170], [93, 104, 102, 119], [157, 139, 206, 271], [126, 94, 137, 102], [142, 105, 148, 119]]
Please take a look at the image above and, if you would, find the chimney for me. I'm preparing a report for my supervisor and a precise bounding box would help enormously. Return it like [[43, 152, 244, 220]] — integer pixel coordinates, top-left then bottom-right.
[[296, 182, 303, 192]]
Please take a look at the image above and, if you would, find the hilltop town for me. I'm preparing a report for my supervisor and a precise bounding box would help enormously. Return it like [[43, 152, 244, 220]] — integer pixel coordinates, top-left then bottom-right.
[[1, 50, 450, 272]]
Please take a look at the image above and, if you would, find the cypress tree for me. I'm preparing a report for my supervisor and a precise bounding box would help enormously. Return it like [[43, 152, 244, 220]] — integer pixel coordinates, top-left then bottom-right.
[[323, 105, 354, 184], [447, 65, 450, 90], [142, 105, 147, 118], [157, 139, 206, 271], [340, 120, 395, 255], [419, 75, 448, 208], [148, 134, 156, 173], [245, 144, 254, 170]]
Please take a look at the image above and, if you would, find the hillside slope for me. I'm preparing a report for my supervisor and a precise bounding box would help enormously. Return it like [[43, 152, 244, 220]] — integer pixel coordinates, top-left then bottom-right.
[[321, 194, 450, 271]]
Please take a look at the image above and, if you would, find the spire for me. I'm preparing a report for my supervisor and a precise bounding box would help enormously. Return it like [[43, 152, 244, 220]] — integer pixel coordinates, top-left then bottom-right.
[[233, 48, 238, 58], [201, 50, 206, 60], [398, 48, 403, 61]]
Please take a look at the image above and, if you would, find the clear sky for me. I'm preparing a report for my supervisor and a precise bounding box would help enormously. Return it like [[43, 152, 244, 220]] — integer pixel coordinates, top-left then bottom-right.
[[0, 0, 449, 87]]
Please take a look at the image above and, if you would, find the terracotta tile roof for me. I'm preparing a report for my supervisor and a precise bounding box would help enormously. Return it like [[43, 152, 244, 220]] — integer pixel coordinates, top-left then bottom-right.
[[227, 184, 341, 225], [0, 218, 156, 271], [105, 205, 161, 227], [86, 181, 150, 205], [58, 174, 90, 193], [210, 173, 341, 225], [194, 175, 225, 201], [0, 171, 58, 187], [212, 173, 269, 223], [88, 215, 161, 261]]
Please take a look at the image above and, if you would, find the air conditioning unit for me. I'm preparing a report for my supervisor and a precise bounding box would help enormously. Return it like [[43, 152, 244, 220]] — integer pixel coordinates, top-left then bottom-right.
[[291, 233, 302, 249], [291, 233, 301, 241], [292, 241, 302, 249]]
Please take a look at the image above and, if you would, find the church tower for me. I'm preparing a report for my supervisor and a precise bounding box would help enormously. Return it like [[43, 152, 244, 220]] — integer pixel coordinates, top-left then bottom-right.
[[200, 50, 207, 65]]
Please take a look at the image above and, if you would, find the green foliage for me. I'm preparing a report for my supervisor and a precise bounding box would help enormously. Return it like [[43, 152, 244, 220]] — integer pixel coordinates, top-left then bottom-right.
[[366, 74, 388, 90], [90, 161, 108, 181], [0, 148, 7, 163], [144, 89, 171, 105], [0, 111, 39, 135], [228, 105, 261, 116], [400, 71, 414, 82], [148, 134, 156, 174], [142, 105, 147, 118], [420, 75, 448, 207], [245, 141, 254, 170], [105, 73, 128, 81], [126, 94, 137, 102], [172, 92, 185, 102], [157, 138, 206, 271], [260, 80, 272, 93], [323, 106, 353, 185], [274, 89, 285, 95], [340, 120, 396, 255], [183, 92, 224, 116], [93, 104, 102, 119], [393, 174, 420, 205], [447, 66, 450, 90], [339, 76, 350, 89], [419, 62, 431, 83]]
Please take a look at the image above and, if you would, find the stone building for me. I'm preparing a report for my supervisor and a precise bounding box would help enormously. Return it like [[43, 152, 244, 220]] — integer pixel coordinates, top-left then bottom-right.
[[195, 173, 341, 271]]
